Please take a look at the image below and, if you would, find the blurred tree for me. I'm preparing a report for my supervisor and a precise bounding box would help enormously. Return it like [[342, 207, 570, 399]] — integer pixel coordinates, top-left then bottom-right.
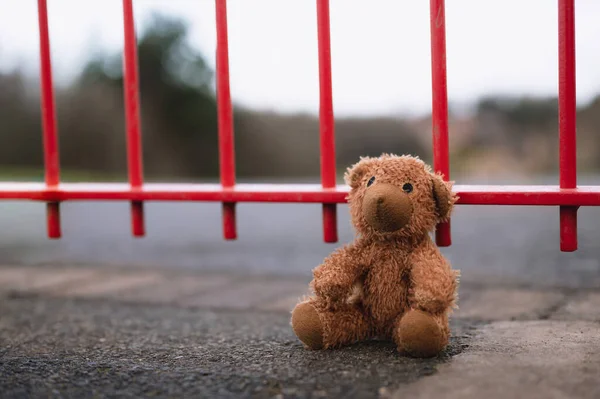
[[78, 13, 219, 178], [576, 95, 600, 170], [473, 95, 560, 173], [0, 70, 43, 168], [335, 117, 426, 167], [477, 96, 557, 130], [56, 83, 127, 175]]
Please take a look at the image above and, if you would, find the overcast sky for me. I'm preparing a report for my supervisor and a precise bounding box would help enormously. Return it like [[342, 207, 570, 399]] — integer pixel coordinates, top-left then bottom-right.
[[1, 0, 600, 117]]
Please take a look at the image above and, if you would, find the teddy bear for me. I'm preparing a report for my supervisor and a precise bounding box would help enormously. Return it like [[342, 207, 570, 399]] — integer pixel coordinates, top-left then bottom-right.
[[290, 153, 460, 358]]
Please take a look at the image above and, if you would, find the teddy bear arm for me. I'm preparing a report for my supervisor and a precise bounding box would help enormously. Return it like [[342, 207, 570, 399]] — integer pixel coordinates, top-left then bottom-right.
[[408, 246, 458, 315], [310, 244, 365, 304]]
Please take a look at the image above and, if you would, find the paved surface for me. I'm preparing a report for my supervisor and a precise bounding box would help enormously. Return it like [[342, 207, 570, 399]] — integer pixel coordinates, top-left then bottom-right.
[[0, 264, 587, 316], [1, 264, 599, 398], [390, 320, 600, 399], [0, 295, 474, 399], [1, 201, 600, 289]]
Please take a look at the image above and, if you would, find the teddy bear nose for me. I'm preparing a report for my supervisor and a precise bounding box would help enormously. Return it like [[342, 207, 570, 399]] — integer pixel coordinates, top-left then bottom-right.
[[362, 183, 413, 233]]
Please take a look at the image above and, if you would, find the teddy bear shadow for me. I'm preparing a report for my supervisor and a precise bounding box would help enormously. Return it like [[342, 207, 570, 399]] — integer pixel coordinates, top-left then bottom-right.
[[290, 324, 471, 362], [281, 328, 473, 396]]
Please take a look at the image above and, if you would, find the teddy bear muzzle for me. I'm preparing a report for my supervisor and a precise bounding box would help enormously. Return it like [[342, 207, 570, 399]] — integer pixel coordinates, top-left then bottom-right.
[[362, 183, 413, 232]]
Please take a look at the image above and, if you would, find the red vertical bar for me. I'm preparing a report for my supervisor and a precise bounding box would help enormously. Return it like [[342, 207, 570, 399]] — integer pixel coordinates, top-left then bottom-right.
[[37, 0, 61, 239], [429, 0, 451, 246], [316, 0, 338, 243], [558, 0, 578, 251], [122, 0, 145, 237], [215, 0, 237, 240]]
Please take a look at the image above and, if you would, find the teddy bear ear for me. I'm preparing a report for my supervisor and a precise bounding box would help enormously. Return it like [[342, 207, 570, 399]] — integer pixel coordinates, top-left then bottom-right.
[[344, 157, 372, 189], [431, 173, 457, 221]]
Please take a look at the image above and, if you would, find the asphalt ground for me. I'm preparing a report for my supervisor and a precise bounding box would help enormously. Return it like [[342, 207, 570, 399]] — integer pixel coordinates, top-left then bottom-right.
[[0, 264, 598, 399], [0, 295, 477, 398]]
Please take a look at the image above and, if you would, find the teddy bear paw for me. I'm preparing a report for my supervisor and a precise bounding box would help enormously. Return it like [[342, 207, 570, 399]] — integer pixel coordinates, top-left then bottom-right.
[[291, 302, 324, 350], [395, 309, 447, 358]]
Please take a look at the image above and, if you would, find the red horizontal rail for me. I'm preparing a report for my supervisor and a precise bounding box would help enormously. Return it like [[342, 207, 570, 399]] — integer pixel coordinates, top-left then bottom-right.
[[1, 183, 599, 206]]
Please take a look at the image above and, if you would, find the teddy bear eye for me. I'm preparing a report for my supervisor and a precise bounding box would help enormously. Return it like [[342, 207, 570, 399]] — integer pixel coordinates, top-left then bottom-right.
[[402, 183, 413, 193], [366, 176, 376, 187]]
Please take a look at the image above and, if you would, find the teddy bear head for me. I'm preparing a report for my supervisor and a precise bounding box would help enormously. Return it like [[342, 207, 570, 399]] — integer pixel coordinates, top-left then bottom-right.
[[344, 153, 457, 241]]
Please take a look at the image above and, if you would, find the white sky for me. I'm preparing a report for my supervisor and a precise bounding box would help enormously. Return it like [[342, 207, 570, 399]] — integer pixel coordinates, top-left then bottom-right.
[[1, 0, 600, 117]]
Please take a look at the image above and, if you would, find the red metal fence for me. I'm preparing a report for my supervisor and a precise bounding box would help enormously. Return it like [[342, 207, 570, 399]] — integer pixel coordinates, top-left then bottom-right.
[[1, 0, 599, 252]]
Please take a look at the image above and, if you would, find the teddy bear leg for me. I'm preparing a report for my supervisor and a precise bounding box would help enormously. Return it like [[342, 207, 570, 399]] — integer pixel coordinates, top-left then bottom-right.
[[393, 309, 449, 358], [291, 298, 371, 350]]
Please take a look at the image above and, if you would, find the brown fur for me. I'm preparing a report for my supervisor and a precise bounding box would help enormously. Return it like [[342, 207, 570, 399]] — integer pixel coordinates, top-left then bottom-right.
[[291, 154, 460, 358]]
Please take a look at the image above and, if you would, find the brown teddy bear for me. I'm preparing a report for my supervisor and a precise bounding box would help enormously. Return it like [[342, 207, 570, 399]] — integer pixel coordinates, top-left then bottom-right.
[[291, 154, 460, 358]]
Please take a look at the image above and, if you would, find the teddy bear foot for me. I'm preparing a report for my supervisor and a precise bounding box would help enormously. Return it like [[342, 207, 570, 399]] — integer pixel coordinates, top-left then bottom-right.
[[291, 301, 324, 350], [395, 309, 448, 358]]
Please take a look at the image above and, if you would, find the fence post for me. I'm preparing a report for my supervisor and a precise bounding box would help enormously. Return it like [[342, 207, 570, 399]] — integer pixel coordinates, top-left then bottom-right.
[[37, 0, 61, 239], [316, 0, 338, 243], [558, 0, 578, 252], [216, 0, 237, 240], [122, 0, 146, 237], [429, 0, 452, 246]]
